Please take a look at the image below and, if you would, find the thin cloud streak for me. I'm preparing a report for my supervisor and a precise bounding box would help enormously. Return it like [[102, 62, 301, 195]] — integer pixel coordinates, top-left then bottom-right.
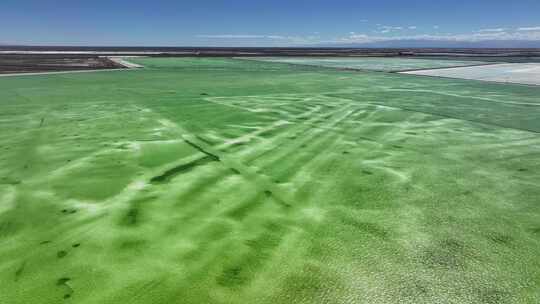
[[196, 27, 540, 46], [334, 30, 540, 45], [477, 28, 505, 33], [197, 34, 288, 39], [518, 26, 540, 31]]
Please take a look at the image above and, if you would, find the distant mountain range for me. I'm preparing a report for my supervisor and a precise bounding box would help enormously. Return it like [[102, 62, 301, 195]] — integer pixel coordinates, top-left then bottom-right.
[[1, 45, 539, 57], [321, 40, 540, 49]]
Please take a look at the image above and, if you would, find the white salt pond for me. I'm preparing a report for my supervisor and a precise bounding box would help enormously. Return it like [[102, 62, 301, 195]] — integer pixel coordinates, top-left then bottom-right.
[[402, 63, 540, 86]]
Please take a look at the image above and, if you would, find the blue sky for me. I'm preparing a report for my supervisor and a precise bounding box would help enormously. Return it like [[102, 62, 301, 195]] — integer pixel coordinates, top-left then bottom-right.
[[2, 0, 540, 46]]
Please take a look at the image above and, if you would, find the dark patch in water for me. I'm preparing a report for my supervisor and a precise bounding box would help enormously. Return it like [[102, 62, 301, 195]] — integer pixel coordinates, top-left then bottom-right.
[[57, 276, 74, 300], [226, 201, 260, 220], [342, 151, 350, 154], [362, 170, 374, 175], [120, 208, 139, 226], [72, 243, 80, 248], [14, 261, 26, 282], [411, 280, 428, 295], [488, 233, 513, 246], [117, 143, 130, 150], [57, 250, 68, 258], [245, 223, 285, 251], [118, 239, 147, 250], [118, 196, 157, 227], [61, 209, 77, 215], [258, 129, 281, 139], [231, 142, 246, 147], [39, 118, 45, 127], [216, 266, 245, 287], [56, 277, 71, 286], [150, 156, 217, 184], [405, 131, 418, 135], [530, 227, 540, 235], [0, 221, 18, 237], [517, 168, 528, 172], [358, 136, 376, 142], [229, 168, 241, 175], [200, 93, 208, 96], [218, 222, 287, 287], [392, 145, 404, 149], [184, 140, 220, 161], [262, 190, 291, 208], [0, 177, 21, 185], [40, 240, 52, 245]]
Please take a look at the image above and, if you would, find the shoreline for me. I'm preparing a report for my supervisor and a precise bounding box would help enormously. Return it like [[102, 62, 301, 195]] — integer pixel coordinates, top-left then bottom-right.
[[0, 58, 143, 77]]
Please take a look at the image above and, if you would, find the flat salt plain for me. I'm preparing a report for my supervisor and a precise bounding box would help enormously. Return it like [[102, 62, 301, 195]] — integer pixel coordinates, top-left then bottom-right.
[[0, 57, 540, 304], [402, 63, 540, 86], [241, 56, 491, 72]]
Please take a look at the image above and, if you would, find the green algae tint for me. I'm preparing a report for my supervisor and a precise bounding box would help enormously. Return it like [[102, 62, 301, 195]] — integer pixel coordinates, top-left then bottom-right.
[[0, 57, 539, 303]]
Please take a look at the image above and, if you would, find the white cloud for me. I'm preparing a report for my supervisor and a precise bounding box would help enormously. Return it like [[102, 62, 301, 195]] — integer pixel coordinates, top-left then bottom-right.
[[266, 35, 287, 39], [518, 26, 540, 31], [336, 30, 540, 44], [477, 28, 505, 33], [433, 25, 440, 29], [408, 26, 417, 30], [197, 34, 287, 39], [377, 26, 404, 34], [348, 34, 369, 40]]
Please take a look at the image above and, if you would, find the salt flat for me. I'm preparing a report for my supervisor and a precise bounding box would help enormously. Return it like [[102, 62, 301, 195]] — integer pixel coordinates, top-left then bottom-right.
[[402, 63, 540, 86], [241, 57, 490, 72]]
